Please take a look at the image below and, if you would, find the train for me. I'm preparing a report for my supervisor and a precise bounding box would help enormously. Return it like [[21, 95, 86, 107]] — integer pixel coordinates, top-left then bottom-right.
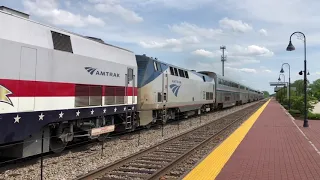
[[0, 7, 264, 158]]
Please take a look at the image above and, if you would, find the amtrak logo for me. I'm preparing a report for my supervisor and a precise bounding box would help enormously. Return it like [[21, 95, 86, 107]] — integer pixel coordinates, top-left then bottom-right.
[[85, 67, 97, 75], [0, 85, 13, 106], [170, 84, 181, 97], [84, 67, 120, 77]]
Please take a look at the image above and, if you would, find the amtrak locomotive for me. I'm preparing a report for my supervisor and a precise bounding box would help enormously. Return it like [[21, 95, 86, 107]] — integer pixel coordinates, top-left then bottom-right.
[[0, 7, 264, 158]]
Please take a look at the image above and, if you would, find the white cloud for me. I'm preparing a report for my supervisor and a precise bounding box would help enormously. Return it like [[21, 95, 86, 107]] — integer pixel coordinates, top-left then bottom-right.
[[263, 69, 272, 73], [223, 0, 320, 24], [23, 0, 105, 27], [232, 45, 274, 57], [191, 49, 221, 58], [139, 36, 199, 51], [225, 58, 260, 66], [226, 67, 257, 73], [169, 22, 223, 39], [191, 45, 273, 60], [219, 17, 253, 33], [259, 29, 268, 36], [139, 0, 215, 10], [89, 0, 143, 23]]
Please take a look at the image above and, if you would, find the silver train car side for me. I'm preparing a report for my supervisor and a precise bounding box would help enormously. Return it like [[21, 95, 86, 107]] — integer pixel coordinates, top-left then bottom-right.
[[0, 6, 264, 158], [136, 55, 215, 126]]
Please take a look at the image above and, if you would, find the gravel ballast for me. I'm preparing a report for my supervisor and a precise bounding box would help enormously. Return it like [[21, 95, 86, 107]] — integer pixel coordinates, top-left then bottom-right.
[[0, 102, 259, 180]]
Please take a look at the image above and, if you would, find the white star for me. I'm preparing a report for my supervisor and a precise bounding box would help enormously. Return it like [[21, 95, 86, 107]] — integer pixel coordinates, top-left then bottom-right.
[[103, 108, 107, 113], [123, 107, 126, 111], [39, 113, 45, 121], [114, 107, 117, 112], [91, 109, 94, 115], [132, 106, 134, 110], [59, 111, 64, 118], [76, 110, 80, 116], [14, 115, 21, 123]]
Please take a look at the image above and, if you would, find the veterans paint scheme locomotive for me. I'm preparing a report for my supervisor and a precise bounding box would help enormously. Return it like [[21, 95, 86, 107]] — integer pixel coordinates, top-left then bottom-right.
[[0, 7, 264, 158]]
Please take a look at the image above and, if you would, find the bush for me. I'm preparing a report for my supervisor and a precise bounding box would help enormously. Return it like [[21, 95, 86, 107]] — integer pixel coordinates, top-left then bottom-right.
[[290, 95, 315, 115], [308, 112, 320, 120], [289, 109, 301, 116]]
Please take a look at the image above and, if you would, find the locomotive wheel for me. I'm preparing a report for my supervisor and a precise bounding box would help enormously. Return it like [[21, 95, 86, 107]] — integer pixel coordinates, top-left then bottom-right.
[[50, 137, 67, 153]]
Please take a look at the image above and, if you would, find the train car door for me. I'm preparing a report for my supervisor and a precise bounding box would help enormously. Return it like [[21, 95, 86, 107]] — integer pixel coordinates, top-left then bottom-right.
[[162, 67, 168, 104], [127, 68, 134, 104], [19, 47, 37, 111]]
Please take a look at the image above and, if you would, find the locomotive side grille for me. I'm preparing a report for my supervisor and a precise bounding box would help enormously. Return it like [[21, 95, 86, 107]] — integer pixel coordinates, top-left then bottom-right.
[[75, 84, 102, 107], [51, 31, 73, 53], [75, 84, 89, 107]]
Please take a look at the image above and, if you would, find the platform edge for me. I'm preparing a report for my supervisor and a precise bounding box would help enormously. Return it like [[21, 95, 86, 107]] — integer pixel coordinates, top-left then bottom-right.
[[183, 99, 271, 180]]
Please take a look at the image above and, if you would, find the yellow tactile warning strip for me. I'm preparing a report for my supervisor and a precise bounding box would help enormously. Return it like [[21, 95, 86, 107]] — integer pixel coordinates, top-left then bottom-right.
[[183, 99, 271, 180]]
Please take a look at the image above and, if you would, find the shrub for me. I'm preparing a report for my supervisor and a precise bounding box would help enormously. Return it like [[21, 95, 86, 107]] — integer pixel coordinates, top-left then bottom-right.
[[290, 95, 315, 115], [308, 112, 320, 120], [289, 109, 301, 116]]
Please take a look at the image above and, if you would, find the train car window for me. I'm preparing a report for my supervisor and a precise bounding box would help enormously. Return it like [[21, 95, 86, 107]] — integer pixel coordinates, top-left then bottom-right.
[[184, 71, 189, 78], [174, 68, 178, 76], [153, 61, 158, 71], [156, 62, 162, 72], [158, 92, 162, 102], [202, 76, 206, 82], [169, 67, 174, 75], [128, 68, 134, 82], [178, 69, 185, 78], [51, 31, 73, 53]]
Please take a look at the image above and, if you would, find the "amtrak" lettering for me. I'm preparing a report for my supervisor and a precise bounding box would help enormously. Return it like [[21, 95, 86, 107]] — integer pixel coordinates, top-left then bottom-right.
[[95, 71, 120, 77]]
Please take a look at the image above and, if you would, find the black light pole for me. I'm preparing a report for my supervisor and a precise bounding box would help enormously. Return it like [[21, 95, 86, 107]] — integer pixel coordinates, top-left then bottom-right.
[[278, 74, 286, 102], [280, 63, 291, 110], [286, 31, 308, 127]]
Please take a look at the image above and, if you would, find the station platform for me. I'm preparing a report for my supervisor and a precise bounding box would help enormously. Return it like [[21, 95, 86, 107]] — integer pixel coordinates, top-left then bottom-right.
[[183, 98, 320, 180]]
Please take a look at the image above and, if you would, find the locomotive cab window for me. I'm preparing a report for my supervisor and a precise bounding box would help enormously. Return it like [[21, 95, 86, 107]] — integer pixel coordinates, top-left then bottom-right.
[[174, 68, 178, 76], [184, 71, 189, 78], [178, 69, 185, 78], [153, 61, 162, 72], [169, 67, 174, 75]]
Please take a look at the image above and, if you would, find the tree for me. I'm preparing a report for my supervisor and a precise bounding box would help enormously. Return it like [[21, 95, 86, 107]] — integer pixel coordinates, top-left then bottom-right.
[[262, 91, 270, 98], [309, 79, 320, 100]]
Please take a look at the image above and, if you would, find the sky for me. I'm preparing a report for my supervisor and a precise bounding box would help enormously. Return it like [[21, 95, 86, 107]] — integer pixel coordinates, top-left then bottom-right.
[[2, 0, 320, 94]]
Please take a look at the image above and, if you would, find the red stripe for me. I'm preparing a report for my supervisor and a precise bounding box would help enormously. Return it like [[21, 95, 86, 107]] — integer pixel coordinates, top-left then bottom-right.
[[0, 79, 138, 97]]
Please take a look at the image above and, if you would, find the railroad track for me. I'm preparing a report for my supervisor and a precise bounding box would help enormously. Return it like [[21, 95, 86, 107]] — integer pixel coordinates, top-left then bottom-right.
[[76, 100, 266, 180]]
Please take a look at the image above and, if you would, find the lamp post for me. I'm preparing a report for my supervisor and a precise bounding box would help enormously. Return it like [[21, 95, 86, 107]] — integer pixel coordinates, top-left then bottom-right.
[[280, 63, 291, 110], [286, 31, 308, 127], [278, 74, 286, 102]]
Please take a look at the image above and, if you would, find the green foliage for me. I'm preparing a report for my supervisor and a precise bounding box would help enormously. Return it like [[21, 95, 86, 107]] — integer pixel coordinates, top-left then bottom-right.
[[290, 95, 314, 115], [262, 91, 270, 98], [308, 112, 320, 120], [289, 109, 301, 115]]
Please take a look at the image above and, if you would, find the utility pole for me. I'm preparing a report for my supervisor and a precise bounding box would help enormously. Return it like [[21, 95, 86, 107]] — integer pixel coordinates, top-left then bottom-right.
[[220, 46, 227, 76]]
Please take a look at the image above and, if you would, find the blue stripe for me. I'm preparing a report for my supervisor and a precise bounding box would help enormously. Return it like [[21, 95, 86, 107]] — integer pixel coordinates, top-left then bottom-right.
[[0, 104, 137, 144]]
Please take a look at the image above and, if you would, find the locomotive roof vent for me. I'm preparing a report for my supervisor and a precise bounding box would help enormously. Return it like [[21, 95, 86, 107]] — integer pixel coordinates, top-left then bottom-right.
[[85, 36, 105, 44], [0, 6, 29, 19]]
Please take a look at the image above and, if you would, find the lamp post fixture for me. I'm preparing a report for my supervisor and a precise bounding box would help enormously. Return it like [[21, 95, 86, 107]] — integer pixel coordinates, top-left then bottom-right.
[[286, 31, 308, 127], [280, 63, 291, 110]]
